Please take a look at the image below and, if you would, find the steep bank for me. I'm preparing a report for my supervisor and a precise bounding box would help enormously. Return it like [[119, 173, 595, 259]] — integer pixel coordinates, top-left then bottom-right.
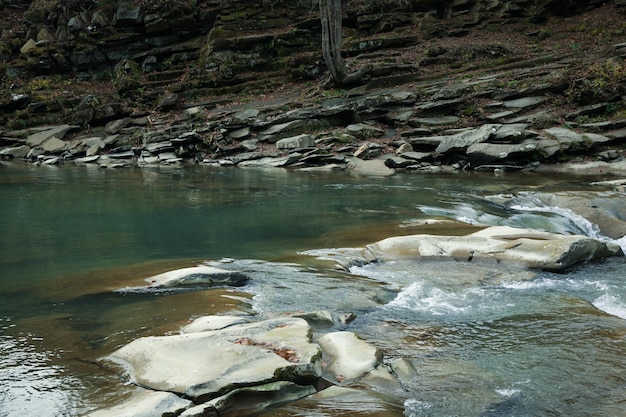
[[1, 1, 626, 173]]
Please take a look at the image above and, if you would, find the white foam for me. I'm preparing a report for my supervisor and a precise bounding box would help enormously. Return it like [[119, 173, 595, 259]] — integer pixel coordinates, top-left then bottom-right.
[[593, 294, 626, 320], [495, 388, 522, 397], [387, 282, 473, 316]]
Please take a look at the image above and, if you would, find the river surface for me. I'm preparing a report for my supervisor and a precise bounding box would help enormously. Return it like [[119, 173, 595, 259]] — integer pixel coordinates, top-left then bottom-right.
[[1, 163, 625, 417]]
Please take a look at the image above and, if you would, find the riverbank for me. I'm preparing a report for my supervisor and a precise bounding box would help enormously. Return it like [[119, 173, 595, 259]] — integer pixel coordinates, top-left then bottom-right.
[[2, 3, 626, 174]]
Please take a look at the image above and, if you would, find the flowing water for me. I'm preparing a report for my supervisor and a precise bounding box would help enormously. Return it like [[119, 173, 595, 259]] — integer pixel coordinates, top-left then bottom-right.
[[0, 163, 625, 417]]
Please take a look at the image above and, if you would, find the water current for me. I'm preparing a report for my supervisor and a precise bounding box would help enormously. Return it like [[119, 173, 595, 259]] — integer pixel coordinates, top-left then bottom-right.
[[0, 163, 625, 417]]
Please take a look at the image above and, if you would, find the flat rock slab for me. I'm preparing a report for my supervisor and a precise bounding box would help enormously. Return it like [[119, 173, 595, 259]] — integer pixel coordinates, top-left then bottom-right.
[[26, 125, 75, 147], [84, 389, 192, 417], [145, 265, 249, 288], [108, 317, 322, 402], [301, 225, 626, 272], [360, 225, 623, 271], [435, 124, 498, 154]]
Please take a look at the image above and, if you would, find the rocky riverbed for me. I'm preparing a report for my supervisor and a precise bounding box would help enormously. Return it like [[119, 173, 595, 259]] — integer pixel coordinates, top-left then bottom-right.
[[86, 228, 623, 416]]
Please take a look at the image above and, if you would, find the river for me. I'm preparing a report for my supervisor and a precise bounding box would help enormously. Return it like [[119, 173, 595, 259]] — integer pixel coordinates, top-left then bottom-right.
[[1, 163, 625, 417]]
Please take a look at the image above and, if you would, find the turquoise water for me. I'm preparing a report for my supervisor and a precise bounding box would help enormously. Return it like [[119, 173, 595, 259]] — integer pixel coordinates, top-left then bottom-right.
[[1, 163, 625, 416]]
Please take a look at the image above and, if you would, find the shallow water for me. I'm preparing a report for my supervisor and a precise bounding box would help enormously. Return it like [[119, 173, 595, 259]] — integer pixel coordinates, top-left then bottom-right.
[[0, 163, 625, 417]]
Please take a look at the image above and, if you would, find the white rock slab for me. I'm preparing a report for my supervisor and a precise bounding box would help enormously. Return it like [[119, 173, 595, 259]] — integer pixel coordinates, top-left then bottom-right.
[[363, 225, 623, 271], [84, 389, 191, 417], [181, 315, 249, 333], [108, 318, 321, 401], [317, 331, 382, 383], [145, 265, 248, 288]]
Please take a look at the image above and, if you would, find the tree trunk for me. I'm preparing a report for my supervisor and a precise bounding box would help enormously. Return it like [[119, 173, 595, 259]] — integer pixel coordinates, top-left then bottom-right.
[[319, 0, 370, 86]]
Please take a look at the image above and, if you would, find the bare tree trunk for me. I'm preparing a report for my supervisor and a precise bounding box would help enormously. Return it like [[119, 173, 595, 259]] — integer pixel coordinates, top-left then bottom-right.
[[319, 0, 370, 85]]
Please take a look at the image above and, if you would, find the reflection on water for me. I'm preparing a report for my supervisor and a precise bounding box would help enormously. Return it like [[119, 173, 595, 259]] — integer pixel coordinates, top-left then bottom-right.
[[1, 164, 625, 416], [0, 329, 81, 417]]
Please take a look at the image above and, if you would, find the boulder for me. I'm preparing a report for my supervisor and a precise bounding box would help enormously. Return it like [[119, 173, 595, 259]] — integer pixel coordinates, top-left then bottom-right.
[[317, 331, 382, 384], [357, 226, 623, 271], [108, 317, 322, 402], [145, 265, 249, 288], [84, 389, 191, 417]]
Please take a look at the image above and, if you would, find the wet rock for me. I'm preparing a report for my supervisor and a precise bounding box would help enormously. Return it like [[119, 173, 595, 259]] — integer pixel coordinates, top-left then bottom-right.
[[84, 389, 192, 417], [353, 226, 623, 271], [145, 265, 249, 288], [180, 381, 316, 417], [181, 315, 249, 333], [317, 331, 382, 384], [108, 317, 322, 401], [502, 192, 626, 240], [257, 385, 405, 417]]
